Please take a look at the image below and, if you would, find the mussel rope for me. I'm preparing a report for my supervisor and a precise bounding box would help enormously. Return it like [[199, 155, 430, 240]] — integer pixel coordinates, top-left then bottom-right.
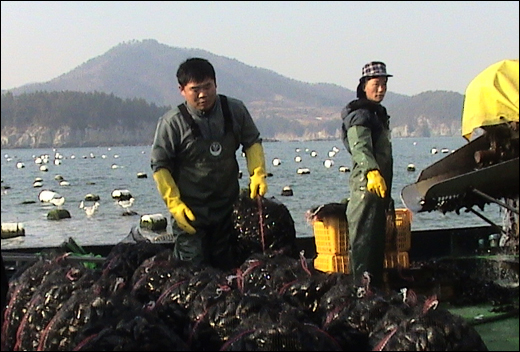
[[256, 195, 266, 252]]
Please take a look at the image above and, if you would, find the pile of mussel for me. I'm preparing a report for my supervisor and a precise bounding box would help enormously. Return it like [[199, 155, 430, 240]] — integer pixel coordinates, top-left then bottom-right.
[[2, 242, 490, 351]]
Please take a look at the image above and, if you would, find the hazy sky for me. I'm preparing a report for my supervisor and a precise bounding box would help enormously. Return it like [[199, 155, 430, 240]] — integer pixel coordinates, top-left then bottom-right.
[[1, 1, 518, 96]]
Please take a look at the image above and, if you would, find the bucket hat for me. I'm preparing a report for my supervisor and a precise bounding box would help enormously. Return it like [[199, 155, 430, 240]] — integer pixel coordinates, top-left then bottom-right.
[[361, 61, 393, 78]]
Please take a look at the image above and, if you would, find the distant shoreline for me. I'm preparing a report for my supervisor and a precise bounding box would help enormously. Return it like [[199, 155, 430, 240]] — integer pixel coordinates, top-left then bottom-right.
[[1, 135, 463, 150]]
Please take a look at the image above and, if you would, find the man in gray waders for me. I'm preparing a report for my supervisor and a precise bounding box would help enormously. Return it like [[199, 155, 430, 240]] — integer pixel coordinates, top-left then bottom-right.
[[341, 61, 395, 288], [151, 58, 268, 271]]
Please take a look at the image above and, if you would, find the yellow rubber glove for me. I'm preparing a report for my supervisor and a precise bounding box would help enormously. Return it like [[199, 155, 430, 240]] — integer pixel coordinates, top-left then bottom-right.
[[245, 143, 268, 199], [366, 170, 387, 198], [153, 168, 196, 234]]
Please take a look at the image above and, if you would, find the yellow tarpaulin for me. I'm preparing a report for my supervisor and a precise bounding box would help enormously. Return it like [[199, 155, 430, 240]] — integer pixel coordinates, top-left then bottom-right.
[[461, 59, 519, 140]]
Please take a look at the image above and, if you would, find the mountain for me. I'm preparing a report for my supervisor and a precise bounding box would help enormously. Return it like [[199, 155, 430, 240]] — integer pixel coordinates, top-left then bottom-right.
[[2, 39, 464, 148], [6, 39, 354, 108]]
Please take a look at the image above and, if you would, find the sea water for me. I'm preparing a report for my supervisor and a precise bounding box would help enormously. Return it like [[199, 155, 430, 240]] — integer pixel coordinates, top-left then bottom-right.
[[1, 137, 504, 249]]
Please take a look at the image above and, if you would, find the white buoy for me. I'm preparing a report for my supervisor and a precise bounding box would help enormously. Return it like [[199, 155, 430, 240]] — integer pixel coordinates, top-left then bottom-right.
[[281, 186, 294, 196], [140, 213, 167, 231], [39, 190, 65, 207], [323, 159, 334, 168], [1, 222, 25, 239], [297, 168, 310, 174], [39, 190, 59, 202], [407, 164, 416, 171], [294, 156, 302, 163], [112, 189, 132, 200], [310, 150, 318, 157], [33, 177, 44, 187], [84, 193, 100, 201], [272, 158, 281, 166], [339, 166, 350, 173], [16, 162, 25, 169]]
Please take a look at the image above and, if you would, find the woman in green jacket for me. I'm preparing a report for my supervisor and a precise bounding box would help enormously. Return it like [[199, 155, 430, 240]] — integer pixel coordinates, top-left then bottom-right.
[[341, 61, 395, 288]]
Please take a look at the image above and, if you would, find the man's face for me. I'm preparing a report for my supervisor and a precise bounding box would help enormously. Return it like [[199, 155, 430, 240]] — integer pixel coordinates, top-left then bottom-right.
[[179, 78, 217, 112], [364, 77, 388, 103]]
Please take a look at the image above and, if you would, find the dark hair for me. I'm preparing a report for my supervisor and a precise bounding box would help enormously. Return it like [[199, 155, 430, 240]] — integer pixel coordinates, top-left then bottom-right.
[[356, 78, 367, 99], [176, 58, 216, 87]]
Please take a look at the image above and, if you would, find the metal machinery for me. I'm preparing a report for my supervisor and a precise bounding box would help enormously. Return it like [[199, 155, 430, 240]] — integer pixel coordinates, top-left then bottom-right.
[[401, 59, 519, 253]]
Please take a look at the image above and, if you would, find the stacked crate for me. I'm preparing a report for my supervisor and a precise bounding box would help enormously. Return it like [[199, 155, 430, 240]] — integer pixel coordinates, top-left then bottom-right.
[[313, 216, 349, 273], [384, 208, 412, 269], [312, 207, 412, 273]]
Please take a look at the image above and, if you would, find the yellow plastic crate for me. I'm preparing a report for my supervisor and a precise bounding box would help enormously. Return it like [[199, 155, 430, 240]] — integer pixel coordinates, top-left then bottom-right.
[[313, 253, 349, 273], [313, 216, 348, 254], [383, 251, 409, 269], [386, 208, 412, 252]]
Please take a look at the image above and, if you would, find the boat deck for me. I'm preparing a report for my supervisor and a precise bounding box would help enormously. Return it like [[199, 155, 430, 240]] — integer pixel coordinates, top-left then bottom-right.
[[2, 226, 518, 351]]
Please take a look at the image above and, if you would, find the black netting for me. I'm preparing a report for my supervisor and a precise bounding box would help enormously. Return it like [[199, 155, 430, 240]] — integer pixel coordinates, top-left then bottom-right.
[[13, 263, 97, 351], [72, 303, 189, 351], [232, 190, 298, 263], [130, 249, 195, 303], [222, 317, 342, 351], [368, 294, 488, 351], [1, 252, 81, 351], [102, 242, 168, 280]]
